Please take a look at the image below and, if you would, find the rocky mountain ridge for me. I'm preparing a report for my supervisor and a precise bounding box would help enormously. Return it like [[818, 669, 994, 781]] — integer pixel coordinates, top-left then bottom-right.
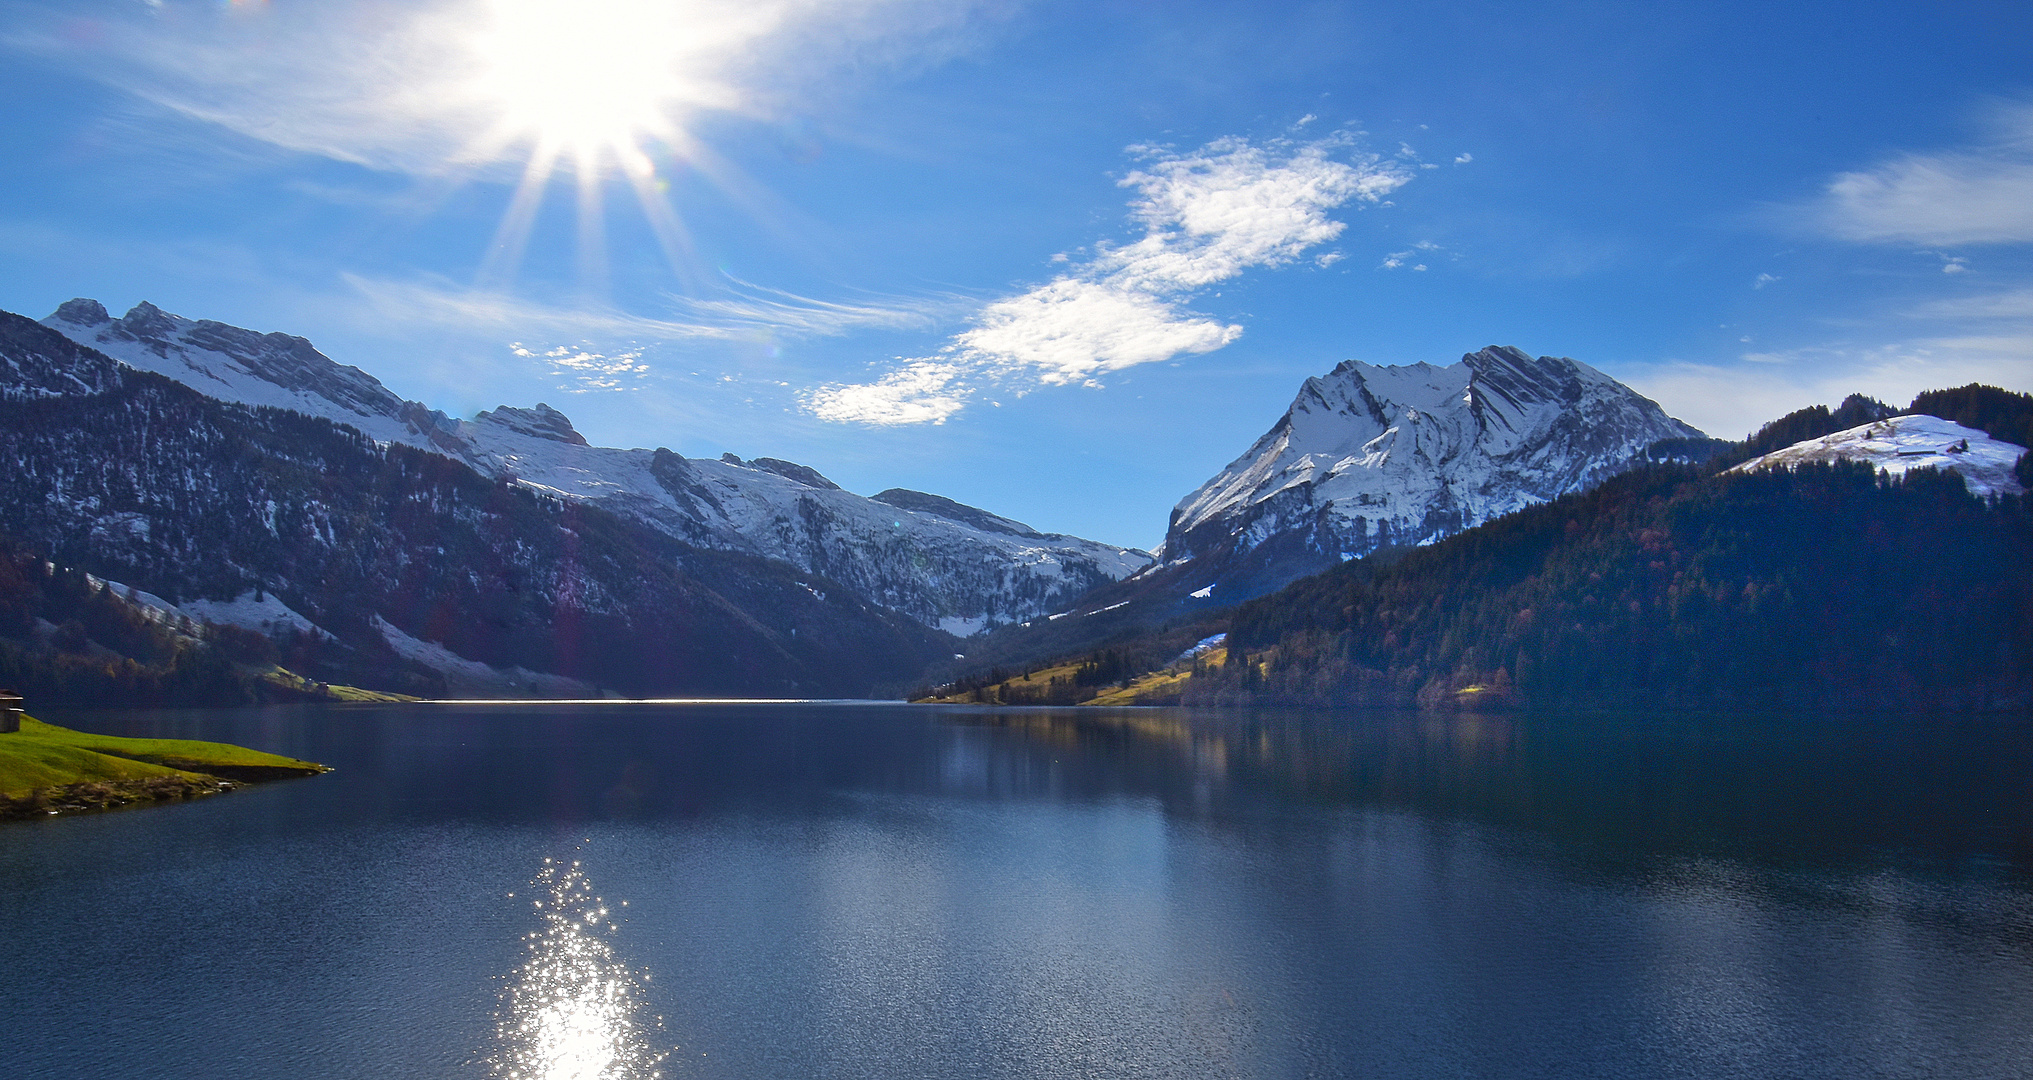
[[0, 308, 951, 697], [44, 300, 1149, 634]]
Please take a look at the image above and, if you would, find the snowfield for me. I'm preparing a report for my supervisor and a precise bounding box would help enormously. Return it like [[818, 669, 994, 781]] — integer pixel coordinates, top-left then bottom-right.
[[1731, 414, 2026, 499]]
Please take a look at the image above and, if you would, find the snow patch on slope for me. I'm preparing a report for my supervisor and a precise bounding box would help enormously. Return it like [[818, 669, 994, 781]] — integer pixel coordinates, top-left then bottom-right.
[[372, 616, 599, 698], [1730, 414, 2026, 498], [183, 590, 331, 639], [84, 576, 334, 640]]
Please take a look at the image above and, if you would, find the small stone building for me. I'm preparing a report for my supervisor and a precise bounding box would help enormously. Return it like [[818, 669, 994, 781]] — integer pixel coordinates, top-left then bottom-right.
[[0, 690, 22, 733]]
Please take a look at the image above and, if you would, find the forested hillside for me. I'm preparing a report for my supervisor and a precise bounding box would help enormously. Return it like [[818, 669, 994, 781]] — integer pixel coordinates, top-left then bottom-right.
[[1199, 461, 2028, 710], [0, 548, 264, 705], [921, 384, 2033, 712]]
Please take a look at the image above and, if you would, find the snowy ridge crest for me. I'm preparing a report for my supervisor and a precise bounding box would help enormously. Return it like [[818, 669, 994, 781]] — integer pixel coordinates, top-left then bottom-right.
[[42, 300, 1150, 634]]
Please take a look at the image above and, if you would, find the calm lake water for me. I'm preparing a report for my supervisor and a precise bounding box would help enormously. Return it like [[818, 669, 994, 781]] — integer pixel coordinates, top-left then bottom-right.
[[3, 702, 2031, 1079]]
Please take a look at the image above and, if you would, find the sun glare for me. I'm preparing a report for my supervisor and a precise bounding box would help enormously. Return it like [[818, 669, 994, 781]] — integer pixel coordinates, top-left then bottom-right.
[[469, 0, 753, 161], [463, 0, 781, 289]]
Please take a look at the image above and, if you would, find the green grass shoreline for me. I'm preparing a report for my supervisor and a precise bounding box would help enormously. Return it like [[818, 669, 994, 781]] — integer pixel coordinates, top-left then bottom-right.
[[0, 715, 328, 821]]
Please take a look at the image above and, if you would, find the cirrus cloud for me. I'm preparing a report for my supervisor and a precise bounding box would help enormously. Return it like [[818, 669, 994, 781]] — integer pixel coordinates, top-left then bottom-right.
[[1802, 99, 2033, 246], [806, 134, 1412, 425]]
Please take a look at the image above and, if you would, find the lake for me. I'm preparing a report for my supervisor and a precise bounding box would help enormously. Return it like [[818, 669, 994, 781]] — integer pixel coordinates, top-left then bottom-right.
[[3, 702, 2031, 1079]]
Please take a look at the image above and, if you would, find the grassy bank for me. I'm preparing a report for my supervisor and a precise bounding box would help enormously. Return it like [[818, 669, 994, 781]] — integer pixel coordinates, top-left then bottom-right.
[[0, 715, 327, 820]]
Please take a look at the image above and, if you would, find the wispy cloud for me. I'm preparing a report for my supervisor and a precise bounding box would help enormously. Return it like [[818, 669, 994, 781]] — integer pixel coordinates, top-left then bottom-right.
[[343, 272, 947, 341], [1798, 99, 2033, 246], [1914, 286, 2033, 320], [807, 134, 1412, 424], [1381, 240, 1440, 271]]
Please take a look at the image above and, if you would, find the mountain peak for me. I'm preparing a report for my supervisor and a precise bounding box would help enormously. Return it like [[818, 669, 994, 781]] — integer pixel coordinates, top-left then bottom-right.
[[51, 298, 110, 327], [1163, 345, 1702, 599], [117, 301, 181, 341], [749, 457, 841, 490], [472, 403, 589, 446]]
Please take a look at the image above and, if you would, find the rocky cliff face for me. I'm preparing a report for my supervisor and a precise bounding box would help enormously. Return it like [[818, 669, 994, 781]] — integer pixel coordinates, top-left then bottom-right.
[[44, 300, 1150, 633], [1160, 346, 1702, 600]]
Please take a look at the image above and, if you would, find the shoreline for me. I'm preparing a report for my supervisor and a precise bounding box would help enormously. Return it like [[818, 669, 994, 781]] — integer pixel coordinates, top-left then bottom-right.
[[0, 715, 327, 822]]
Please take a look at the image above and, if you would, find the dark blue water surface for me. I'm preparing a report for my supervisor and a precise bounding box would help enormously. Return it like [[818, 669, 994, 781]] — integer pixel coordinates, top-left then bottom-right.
[[3, 703, 2031, 1079]]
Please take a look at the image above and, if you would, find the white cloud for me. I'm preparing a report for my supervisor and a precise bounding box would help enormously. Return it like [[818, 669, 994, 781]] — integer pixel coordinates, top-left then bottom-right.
[[1453, 153, 1473, 165], [956, 278, 1240, 386], [1753, 272, 1779, 289], [807, 134, 1412, 424], [1803, 100, 2033, 246], [803, 359, 968, 425], [510, 342, 650, 392]]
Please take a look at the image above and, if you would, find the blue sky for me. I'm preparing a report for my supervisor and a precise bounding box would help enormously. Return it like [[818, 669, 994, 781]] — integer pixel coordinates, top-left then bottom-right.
[[2, 0, 2030, 550]]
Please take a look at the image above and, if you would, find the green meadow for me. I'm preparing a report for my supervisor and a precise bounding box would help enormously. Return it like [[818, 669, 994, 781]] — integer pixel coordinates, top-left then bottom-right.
[[0, 715, 326, 818]]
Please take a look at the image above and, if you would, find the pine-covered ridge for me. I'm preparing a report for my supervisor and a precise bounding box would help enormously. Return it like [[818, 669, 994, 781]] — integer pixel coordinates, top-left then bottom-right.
[[921, 385, 2033, 712]]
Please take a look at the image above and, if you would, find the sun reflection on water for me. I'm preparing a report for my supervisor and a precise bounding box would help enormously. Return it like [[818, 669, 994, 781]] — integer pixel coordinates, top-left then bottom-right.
[[489, 858, 666, 1080]]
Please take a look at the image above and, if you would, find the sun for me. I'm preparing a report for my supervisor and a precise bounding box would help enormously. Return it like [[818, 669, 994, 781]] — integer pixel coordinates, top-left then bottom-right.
[[462, 0, 777, 289], [467, 0, 755, 163]]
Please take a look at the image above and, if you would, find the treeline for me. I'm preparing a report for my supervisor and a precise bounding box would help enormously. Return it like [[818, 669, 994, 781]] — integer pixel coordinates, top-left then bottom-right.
[[1732, 393, 1896, 460], [1194, 460, 2029, 711]]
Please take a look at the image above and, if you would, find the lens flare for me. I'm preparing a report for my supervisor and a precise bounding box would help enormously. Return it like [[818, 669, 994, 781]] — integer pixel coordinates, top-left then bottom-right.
[[488, 858, 667, 1080]]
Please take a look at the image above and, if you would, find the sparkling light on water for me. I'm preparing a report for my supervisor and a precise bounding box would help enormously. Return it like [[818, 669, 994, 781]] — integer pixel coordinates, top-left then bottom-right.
[[488, 859, 666, 1080]]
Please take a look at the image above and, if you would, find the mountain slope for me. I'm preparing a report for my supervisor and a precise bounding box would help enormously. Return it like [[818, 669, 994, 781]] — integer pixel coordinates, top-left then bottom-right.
[[938, 458, 2033, 713], [43, 300, 1150, 633], [926, 385, 2033, 712], [0, 310, 949, 697]]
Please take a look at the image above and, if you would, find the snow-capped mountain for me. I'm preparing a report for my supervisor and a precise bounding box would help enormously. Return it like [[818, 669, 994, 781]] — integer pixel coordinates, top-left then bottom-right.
[[1730, 414, 2027, 498], [0, 308, 953, 697], [44, 299, 1149, 633], [1161, 346, 1703, 598]]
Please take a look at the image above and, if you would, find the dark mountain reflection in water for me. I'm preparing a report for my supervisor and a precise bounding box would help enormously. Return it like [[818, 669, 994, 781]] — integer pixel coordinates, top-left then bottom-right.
[[2, 702, 2030, 1079]]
